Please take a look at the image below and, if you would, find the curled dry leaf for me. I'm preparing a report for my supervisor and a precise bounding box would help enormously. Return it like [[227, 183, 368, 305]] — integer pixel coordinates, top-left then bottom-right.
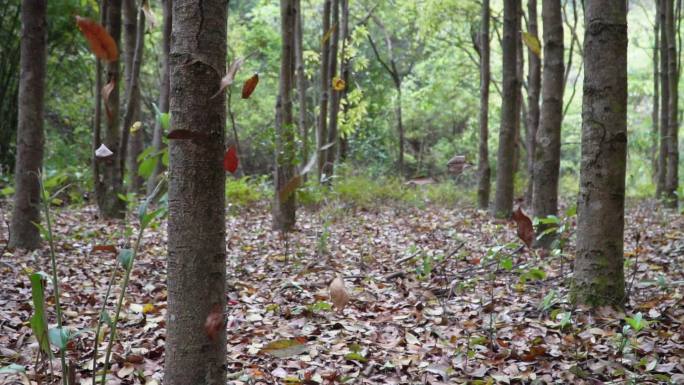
[[241, 73, 259, 99], [101, 78, 116, 121], [332, 76, 346, 91], [75, 16, 118, 62], [204, 304, 224, 341], [223, 145, 239, 174], [95, 144, 114, 158], [211, 57, 246, 99], [511, 207, 534, 248], [141, 0, 158, 29], [329, 275, 350, 313]]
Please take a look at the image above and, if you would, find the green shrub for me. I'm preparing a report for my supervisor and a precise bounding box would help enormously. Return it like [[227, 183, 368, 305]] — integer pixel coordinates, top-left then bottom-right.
[[226, 176, 265, 208]]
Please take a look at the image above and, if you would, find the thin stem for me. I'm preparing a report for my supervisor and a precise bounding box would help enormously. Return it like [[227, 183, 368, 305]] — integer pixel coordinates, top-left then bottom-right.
[[91, 263, 118, 385]]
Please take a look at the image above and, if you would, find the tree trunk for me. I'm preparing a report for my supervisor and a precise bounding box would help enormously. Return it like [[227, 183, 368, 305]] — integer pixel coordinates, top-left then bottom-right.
[[477, 0, 491, 210], [396, 80, 404, 177], [317, 0, 331, 181], [525, 0, 540, 207], [572, 0, 628, 308], [122, 1, 145, 193], [652, 2, 660, 187], [657, 0, 669, 197], [324, 0, 340, 178], [164, 0, 227, 383], [532, 0, 563, 248], [294, 0, 308, 173], [97, 0, 126, 219], [93, 0, 107, 207], [273, 0, 297, 232], [492, 0, 520, 218], [9, 0, 47, 250], [147, 0, 172, 194], [338, 0, 350, 162], [664, 0, 679, 208], [513, 3, 524, 176]]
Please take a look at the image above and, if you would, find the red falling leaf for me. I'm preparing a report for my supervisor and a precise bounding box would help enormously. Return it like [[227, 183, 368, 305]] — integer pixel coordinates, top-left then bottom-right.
[[223, 145, 239, 173], [511, 207, 534, 248], [91, 244, 117, 254], [102, 78, 116, 121], [204, 304, 224, 341], [167, 129, 209, 141], [241, 73, 259, 99], [75, 16, 118, 62], [278, 175, 302, 202]]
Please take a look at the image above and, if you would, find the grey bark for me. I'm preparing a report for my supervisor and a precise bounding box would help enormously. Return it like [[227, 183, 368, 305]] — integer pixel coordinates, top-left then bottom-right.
[[338, 0, 350, 161], [532, 0, 564, 248], [477, 0, 491, 210], [164, 0, 227, 383], [525, 0, 540, 207], [657, 0, 669, 197], [294, 0, 308, 172], [652, 3, 660, 187], [317, 0, 331, 181], [664, 0, 679, 208], [273, 0, 297, 231], [9, 0, 47, 249], [572, 0, 628, 308], [492, 0, 520, 218], [96, 0, 126, 219], [324, 0, 340, 178], [93, 0, 107, 209], [147, 0, 172, 194]]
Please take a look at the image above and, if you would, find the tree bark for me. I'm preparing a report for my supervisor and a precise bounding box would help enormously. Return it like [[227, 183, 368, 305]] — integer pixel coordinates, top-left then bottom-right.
[[148, 0, 172, 194], [122, 1, 145, 193], [657, 0, 669, 197], [338, 0, 350, 162], [324, 0, 340, 178], [477, 0, 491, 210], [93, 0, 107, 208], [532, 0, 563, 248], [492, 0, 520, 218], [525, 0, 540, 207], [664, 0, 679, 208], [97, 0, 126, 219], [273, 0, 297, 232], [9, 0, 47, 250], [294, 0, 308, 173], [164, 0, 227, 383], [572, 0, 628, 308], [652, 2, 660, 187], [317, 0, 331, 181]]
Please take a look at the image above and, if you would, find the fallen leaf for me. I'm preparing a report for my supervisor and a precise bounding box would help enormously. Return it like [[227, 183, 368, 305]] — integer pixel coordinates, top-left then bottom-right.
[[260, 338, 309, 358], [224, 146, 239, 174], [511, 207, 534, 248], [211, 57, 247, 99], [332, 76, 346, 91], [241, 73, 259, 99], [329, 275, 350, 313], [75, 16, 118, 62]]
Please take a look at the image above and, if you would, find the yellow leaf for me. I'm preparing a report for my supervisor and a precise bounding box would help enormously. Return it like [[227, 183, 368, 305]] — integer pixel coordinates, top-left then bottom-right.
[[521, 32, 541, 57], [130, 121, 142, 134], [142, 303, 155, 314], [332, 76, 346, 91]]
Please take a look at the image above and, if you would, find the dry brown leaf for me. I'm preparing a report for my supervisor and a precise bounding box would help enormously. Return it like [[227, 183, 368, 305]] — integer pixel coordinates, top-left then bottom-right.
[[329, 275, 350, 313]]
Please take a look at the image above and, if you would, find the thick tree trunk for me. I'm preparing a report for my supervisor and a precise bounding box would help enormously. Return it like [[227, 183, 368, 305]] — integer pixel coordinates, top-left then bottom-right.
[[532, 0, 563, 248], [9, 0, 47, 250], [477, 0, 491, 210], [164, 0, 227, 383], [122, 3, 145, 193], [652, 3, 660, 187], [317, 0, 331, 181], [97, 0, 126, 219], [294, 0, 308, 172], [664, 0, 679, 208], [657, 0, 669, 197], [492, 0, 520, 218], [525, 0, 540, 207], [572, 0, 628, 308], [148, 0, 172, 194], [273, 0, 297, 231], [324, 0, 340, 178]]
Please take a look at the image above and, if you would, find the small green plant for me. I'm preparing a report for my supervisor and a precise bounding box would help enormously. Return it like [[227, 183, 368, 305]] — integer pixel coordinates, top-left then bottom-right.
[[538, 290, 559, 313], [225, 176, 265, 208]]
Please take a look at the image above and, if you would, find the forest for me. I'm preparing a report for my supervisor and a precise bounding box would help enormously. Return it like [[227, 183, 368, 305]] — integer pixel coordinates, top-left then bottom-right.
[[0, 0, 683, 384]]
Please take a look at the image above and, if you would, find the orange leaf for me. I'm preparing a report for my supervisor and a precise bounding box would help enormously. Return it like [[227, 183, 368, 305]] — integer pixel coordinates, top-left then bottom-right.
[[91, 244, 117, 254], [332, 76, 345, 91], [204, 304, 224, 341], [75, 16, 118, 62], [223, 145, 239, 173], [241, 73, 259, 99], [511, 207, 534, 248]]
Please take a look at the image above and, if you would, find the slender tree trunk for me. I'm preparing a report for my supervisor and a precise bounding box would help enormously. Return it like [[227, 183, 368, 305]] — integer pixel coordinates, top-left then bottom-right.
[[317, 0, 331, 181], [148, 0, 172, 194], [324, 0, 341, 178], [395, 80, 404, 176], [9, 0, 47, 250], [665, 0, 679, 208], [164, 0, 227, 383], [652, 2, 660, 186], [338, 0, 350, 162], [532, 0, 563, 248], [97, 0, 126, 219], [513, 3, 524, 176], [93, 0, 107, 205], [525, 0, 540, 207], [477, 0, 491, 210], [572, 0, 628, 308], [493, 0, 520, 218], [658, 0, 669, 197], [122, 2, 146, 193], [273, 0, 297, 231], [294, 0, 308, 173]]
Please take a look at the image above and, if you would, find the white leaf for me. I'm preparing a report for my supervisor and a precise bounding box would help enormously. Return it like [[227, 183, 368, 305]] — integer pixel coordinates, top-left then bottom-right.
[[95, 144, 113, 158]]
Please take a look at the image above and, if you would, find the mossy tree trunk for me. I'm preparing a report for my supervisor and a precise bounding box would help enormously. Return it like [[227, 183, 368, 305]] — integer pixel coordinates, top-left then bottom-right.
[[477, 0, 491, 210]]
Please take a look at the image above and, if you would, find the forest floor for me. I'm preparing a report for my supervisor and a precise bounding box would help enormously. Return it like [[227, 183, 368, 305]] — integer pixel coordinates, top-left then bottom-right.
[[0, 200, 683, 385]]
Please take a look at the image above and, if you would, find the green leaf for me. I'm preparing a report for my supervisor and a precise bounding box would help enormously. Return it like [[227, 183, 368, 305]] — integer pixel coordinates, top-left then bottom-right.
[[28, 273, 51, 355], [117, 249, 134, 269], [0, 364, 26, 374], [344, 352, 368, 363], [32, 221, 50, 241], [501, 257, 513, 271], [160, 113, 170, 131], [521, 31, 541, 57], [260, 338, 308, 358], [141, 206, 167, 229], [162, 149, 169, 166], [138, 156, 158, 179], [48, 327, 69, 351]]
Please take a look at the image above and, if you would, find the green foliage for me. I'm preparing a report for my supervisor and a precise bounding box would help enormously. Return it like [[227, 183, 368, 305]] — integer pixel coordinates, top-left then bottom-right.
[[226, 176, 266, 208]]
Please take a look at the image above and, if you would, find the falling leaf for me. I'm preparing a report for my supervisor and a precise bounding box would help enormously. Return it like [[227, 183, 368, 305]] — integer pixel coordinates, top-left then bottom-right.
[[329, 275, 350, 313], [332, 76, 346, 91], [141, 0, 158, 29], [321, 24, 336, 45], [260, 338, 309, 358], [223, 146, 239, 174], [75, 16, 118, 62], [211, 57, 247, 99], [204, 304, 224, 341], [521, 32, 541, 57], [95, 144, 114, 158], [130, 121, 142, 134], [278, 175, 302, 202], [511, 207, 534, 248], [102, 78, 116, 121], [241, 73, 259, 99], [91, 244, 117, 254]]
